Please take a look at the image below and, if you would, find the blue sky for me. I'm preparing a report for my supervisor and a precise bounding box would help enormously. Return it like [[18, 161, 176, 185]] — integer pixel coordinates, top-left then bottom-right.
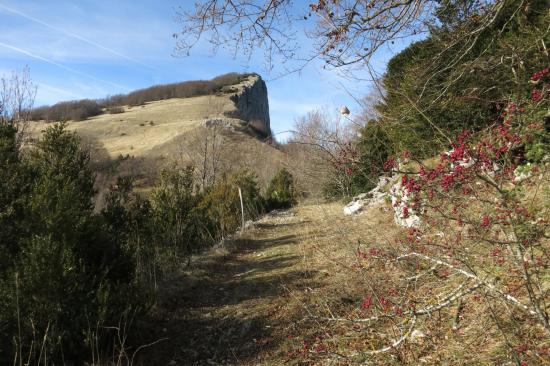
[[0, 0, 414, 140]]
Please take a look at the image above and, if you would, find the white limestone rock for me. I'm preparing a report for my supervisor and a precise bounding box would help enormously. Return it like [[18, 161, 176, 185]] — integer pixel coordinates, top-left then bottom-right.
[[343, 200, 364, 215], [389, 179, 422, 228], [343, 176, 392, 216]]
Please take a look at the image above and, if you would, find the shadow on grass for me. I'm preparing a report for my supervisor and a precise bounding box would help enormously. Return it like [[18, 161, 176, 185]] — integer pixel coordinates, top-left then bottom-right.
[[132, 234, 317, 365], [254, 221, 311, 230]]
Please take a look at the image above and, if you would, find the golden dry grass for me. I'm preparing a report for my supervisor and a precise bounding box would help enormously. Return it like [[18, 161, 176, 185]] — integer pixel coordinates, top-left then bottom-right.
[[131, 180, 550, 365], [27, 94, 236, 158], [132, 201, 405, 365]]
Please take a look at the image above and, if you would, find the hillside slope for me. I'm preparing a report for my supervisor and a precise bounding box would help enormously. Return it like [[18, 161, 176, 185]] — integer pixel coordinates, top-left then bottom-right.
[[26, 74, 287, 190]]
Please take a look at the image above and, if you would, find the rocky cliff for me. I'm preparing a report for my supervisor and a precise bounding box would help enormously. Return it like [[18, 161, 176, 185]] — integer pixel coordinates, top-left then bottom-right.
[[224, 74, 271, 137]]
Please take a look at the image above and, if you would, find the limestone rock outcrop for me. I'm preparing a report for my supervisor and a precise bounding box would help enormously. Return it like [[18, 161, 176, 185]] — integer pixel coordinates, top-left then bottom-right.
[[225, 74, 271, 137], [343, 176, 392, 215]]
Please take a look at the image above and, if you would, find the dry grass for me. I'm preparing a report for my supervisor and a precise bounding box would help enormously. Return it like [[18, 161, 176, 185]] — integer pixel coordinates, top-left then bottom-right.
[[129, 179, 549, 365], [27, 75, 263, 160], [130, 201, 404, 365], [27, 94, 235, 158]]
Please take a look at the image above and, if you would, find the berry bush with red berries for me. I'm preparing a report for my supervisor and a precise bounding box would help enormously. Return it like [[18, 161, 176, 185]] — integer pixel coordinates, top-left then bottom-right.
[[296, 70, 550, 364]]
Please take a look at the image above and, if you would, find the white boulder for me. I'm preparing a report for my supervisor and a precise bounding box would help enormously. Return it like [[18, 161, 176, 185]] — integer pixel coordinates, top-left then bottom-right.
[[343, 176, 392, 216], [344, 200, 364, 215]]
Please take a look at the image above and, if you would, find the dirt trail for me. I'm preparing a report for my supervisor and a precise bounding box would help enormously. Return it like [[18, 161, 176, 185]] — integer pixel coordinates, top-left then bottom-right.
[[137, 209, 317, 365], [135, 202, 393, 365]]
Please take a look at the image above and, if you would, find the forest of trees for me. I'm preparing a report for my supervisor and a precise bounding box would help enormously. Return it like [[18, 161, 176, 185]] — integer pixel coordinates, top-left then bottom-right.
[[346, 0, 550, 194]]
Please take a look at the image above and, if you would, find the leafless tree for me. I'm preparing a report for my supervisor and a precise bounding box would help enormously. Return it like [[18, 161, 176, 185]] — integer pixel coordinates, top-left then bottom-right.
[[175, 0, 501, 71], [359, 85, 384, 123], [282, 109, 357, 196], [180, 96, 229, 188], [0, 66, 37, 137], [194, 124, 225, 189]]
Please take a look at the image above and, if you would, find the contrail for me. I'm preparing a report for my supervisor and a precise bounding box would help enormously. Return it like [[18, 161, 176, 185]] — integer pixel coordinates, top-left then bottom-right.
[[0, 3, 154, 70], [38, 82, 85, 100], [0, 41, 131, 91]]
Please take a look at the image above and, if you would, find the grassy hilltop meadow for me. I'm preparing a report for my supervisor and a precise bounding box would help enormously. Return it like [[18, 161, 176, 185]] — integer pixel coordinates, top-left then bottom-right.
[[1, 0, 550, 365]]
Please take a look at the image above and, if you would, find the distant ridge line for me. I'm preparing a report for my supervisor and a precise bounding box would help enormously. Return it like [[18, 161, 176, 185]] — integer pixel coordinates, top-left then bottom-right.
[[31, 72, 257, 122]]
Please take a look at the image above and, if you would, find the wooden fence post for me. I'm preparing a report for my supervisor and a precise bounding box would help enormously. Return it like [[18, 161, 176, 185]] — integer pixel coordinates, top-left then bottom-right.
[[238, 187, 245, 231]]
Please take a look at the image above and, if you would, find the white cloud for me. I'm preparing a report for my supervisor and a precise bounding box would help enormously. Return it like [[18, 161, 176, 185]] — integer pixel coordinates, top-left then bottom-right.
[[0, 1, 174, 68]]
